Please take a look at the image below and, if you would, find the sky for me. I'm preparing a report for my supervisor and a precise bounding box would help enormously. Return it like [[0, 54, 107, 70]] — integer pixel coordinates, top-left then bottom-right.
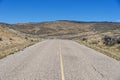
[[0, 0, 120, 23]]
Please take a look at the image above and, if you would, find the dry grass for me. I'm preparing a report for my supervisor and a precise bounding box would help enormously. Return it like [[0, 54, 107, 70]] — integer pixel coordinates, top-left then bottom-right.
[[1, 21, 120, 59], [0, 26, 39, 59], [0, 41, 38, 59], [76, 39, 120, 61], [76, 29, 120, 61]]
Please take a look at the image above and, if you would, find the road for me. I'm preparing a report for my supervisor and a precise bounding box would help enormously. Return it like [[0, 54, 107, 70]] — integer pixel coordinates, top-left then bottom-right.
[[0, 40, 120, 80]]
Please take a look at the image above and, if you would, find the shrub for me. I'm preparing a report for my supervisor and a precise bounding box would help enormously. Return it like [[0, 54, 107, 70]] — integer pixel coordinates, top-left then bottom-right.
[[117, 37, 120, 44], [81, 37, 87, 41], [0, 37, 3, 41], [25, 37, 28, 40], [31, 39, 33, 42], [103, 36, 116, 46], [9, 38, 13, 40]]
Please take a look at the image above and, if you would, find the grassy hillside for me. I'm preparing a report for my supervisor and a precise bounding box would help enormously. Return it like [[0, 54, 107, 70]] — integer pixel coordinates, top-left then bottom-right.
[[0, 25, 39, 59], [2, 21, 119, 39], [6, 21, 92, 38], [0, 20, 120, 60], [76, 31, 120, 60]]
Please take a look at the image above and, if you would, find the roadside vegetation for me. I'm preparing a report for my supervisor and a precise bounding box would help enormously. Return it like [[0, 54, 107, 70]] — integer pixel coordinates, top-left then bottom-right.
[[0, 21, 120, 60], [0, 26, 40, 59], [76, 33, 120, 61]]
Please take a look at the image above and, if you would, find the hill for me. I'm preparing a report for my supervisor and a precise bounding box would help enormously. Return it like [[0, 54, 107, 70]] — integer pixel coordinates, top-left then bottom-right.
[[0, 20, 120, 60], [1, 20, 120, 39], [0, 25, 38, 59]]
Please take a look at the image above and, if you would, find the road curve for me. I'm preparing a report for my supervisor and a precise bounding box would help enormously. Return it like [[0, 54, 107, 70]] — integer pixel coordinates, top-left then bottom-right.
[[0, 40, 120, 80]]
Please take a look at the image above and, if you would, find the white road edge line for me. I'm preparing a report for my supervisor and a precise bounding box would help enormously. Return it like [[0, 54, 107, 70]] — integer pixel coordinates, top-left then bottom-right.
[[59, 41, 65, 80]]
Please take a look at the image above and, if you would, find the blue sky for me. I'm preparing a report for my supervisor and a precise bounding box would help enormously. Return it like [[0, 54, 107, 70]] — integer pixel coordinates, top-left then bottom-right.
[[0, 0, 120, 23]]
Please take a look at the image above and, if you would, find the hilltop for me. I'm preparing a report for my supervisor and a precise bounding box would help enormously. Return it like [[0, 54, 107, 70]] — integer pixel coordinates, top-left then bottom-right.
[[1, 20, 120, 39]]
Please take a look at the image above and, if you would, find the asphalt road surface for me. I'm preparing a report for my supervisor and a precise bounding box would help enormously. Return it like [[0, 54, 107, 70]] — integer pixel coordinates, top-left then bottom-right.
[[0, 40, 120, 80]]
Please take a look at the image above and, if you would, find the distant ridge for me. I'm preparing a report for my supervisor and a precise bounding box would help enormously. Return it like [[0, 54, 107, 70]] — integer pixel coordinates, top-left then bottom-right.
[[0, 20, 120, 39]]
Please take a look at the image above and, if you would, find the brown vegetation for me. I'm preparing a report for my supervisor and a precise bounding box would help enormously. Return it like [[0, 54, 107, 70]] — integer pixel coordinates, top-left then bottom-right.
[[0, 20, 120, 60], [76, 31, 120, 60], [0, 26, 39, 59]]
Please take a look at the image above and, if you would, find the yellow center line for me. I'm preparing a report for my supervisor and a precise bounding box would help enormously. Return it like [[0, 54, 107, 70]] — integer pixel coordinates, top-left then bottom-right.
[[59, 41, 65, 80]]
